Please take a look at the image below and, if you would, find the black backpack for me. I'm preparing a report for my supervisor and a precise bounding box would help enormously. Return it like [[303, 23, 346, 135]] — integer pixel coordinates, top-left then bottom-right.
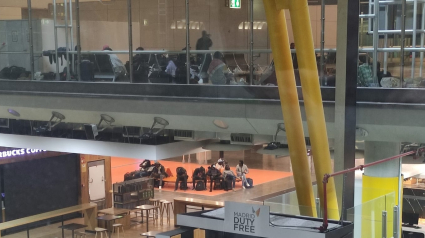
[[222, 179, 232, 191], [9, 66, 26, 79], [195, 181, 206, 191], [179, 181, 188, 190]]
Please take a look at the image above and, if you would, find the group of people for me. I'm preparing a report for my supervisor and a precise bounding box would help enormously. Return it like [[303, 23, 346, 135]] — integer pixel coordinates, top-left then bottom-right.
[[101, 30, 241, 85], [136, 158, 251, 192]]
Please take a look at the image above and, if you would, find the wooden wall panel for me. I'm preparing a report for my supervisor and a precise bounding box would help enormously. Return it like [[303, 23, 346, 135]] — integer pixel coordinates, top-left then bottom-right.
[[79, 154, 112, 208]]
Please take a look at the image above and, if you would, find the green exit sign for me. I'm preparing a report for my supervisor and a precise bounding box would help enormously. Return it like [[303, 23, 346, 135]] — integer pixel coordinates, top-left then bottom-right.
[[230, 0, 241, 8]]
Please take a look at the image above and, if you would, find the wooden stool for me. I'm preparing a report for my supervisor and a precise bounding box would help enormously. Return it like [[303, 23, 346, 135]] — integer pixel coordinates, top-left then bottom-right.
[[113, 224, 125, 238], [76, 231, 86, 238], [162, 201, 174, 224], [149, 199, 160, 221], [158, 200, 168, 225], [94, 227, 108, 238]]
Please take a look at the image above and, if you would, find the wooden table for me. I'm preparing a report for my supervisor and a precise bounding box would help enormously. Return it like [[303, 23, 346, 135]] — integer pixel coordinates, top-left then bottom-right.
[[58, 223, 87, 238], [96, 215, 122, 238], [173, 198, 224, 226], [98, 208, 130, 230], [136, 205, 158, 232], [0, 203, 97, 238]]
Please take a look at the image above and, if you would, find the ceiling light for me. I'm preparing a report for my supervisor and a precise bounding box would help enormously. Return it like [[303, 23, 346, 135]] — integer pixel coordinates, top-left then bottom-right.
[[213, 119, 229, 129], [33, 111, 65, 133], [84, 114, 115, 140], [140, 117, 169, 139], [7, 109, 20, 117]]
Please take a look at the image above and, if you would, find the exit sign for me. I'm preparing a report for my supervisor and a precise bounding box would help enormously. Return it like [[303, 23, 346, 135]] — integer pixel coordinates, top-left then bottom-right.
[[230, 0, 241, 8]]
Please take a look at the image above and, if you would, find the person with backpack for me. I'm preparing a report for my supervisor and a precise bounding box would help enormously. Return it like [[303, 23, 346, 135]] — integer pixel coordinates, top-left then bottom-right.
[[150, 161, 168, 190], [236, 160, 250, 189], [192, 166, 207, 190], [206, 164, 222, 192], [175, 167, 188, 191], [223, 165, 236, 191]]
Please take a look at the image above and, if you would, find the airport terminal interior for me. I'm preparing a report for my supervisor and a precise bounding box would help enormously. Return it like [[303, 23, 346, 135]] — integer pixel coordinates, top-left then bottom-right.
[[1, 0, 425, 237]]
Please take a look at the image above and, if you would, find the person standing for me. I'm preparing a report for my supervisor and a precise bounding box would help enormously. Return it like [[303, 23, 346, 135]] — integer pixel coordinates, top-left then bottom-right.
[[236, 160, 250, 189], [196, 31, 213, 77]]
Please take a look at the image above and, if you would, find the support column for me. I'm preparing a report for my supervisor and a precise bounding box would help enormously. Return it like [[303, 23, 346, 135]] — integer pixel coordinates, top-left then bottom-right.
[[334, 0, 358, 218], [362, 141, 401, 238], [263, 0, 316, 217], [288, 0, 338, 219]]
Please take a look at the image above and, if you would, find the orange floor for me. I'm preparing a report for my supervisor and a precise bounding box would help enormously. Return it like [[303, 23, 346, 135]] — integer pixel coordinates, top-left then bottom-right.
[[111, 157, 292, 196]]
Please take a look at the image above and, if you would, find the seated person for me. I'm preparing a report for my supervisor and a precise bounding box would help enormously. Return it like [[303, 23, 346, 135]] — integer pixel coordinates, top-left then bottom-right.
[[192, 166, 207, 190], [102, 45, 127, 80], [206, 164, 222, 192], [175, 167, 188, 191], [215, 158, 225, 171], [208, 51, 235, 85], [139, 160, 153, 177], [236, 160, 250, 188], [133, 47, 149, 64], [165, 55, 177, 83], [223, 165, 236, 191], [150, 161, 168, 190]]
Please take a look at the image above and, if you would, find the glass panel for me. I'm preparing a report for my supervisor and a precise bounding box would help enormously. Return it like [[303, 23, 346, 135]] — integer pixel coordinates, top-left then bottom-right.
[[347, 191, 396, 238]]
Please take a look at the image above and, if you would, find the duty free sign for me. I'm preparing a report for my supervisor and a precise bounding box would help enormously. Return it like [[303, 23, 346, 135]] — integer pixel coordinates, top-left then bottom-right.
[[224, 201, 270, 236]]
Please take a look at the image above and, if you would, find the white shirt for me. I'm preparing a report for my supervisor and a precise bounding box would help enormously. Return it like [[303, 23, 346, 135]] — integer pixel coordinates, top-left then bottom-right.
[[109, 54, 127, 74], [165, 60, 177, 77]]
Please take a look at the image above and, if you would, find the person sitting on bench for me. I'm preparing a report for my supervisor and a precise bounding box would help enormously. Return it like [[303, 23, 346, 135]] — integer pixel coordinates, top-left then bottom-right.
[[192, 166, 207, 190], [215, 158, 225, 171], [150, 161, 168, 190], [223, 165, 236, 191], [206, 164, 222, 192], [175, 167, 188, 191], [236, 160, 250, 189], [139, 160, 153, 177]]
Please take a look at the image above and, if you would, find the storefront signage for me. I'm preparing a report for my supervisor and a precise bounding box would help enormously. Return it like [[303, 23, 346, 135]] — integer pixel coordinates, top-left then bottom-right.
[[0, 148, 47, 158], [224, 201, 270, 236], [230, 0, 241, 8]]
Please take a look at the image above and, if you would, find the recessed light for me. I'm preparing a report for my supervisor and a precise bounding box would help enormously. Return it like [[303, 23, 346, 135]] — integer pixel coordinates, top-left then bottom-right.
[[7, 109, 20, 117], [213, 119, 228, 129]]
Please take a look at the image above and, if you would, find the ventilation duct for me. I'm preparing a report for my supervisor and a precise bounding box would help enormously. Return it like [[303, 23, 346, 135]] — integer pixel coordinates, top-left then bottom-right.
[[174, 130, 217, 141]]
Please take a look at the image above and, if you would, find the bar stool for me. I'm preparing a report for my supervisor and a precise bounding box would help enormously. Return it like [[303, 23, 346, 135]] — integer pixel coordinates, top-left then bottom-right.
[[76, 231, 86, 238], [162, 201, 174, 224], [94, 227, 108, 238], [113, 223, 125, 238], [149, 198, 160, 221], [158, 200, 167, 225]]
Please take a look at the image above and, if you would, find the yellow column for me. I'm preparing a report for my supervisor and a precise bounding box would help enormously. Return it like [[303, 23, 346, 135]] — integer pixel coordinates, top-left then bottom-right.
[[362, 176, 401, 238], [287, 0, 339, 218], [263, 0, 316, 217]]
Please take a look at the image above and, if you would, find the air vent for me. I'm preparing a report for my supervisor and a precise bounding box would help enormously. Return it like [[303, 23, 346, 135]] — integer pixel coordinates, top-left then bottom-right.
[[230, 133, 253, 145], [174, 130, 194, 139]]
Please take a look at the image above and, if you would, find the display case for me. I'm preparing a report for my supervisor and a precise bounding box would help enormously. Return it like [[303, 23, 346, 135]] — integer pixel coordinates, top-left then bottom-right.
[[113, 177, 154, 209]]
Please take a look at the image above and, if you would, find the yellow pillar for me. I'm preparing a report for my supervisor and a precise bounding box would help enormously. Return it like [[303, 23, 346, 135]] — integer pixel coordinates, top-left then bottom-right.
[[362, 176, 401, 238], [263, 0, 316, 217], [287, 0, 339, 218]]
